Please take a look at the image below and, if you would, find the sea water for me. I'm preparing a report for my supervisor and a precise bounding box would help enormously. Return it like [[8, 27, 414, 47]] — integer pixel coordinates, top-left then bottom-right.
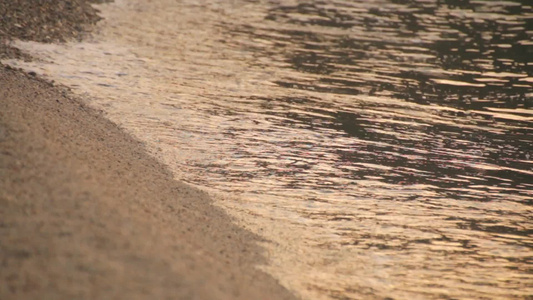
[[5, 0, 532, 298]]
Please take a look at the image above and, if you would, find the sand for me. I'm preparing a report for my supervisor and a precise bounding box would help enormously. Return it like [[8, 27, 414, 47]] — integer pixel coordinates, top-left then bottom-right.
[[0, 1, 297, 299]]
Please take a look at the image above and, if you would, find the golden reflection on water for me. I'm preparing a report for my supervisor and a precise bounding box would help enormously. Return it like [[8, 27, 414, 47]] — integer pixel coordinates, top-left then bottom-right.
[[5, 0, 532, 298]]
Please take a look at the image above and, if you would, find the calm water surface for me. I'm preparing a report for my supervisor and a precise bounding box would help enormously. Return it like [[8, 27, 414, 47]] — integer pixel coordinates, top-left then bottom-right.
[[6, 0, 532, 298]]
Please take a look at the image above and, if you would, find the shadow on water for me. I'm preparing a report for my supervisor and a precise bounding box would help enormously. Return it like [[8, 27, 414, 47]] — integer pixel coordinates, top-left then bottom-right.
[[267, 1, 532, 105]]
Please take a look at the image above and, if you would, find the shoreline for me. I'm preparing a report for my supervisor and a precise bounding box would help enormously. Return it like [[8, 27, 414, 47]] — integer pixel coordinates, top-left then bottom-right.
[[0, 1, 296, 299]]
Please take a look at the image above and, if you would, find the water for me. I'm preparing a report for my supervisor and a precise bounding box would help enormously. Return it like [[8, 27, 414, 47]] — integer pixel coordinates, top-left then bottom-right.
[[5, 0, 532, 298]]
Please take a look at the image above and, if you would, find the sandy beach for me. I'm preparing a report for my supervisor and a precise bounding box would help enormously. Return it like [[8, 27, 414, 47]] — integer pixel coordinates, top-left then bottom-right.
[[0, 1, 297, 299]]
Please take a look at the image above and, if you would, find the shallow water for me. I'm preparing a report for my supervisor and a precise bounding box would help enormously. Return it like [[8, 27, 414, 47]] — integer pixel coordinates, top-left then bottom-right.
[[6, 0, 532, 298]]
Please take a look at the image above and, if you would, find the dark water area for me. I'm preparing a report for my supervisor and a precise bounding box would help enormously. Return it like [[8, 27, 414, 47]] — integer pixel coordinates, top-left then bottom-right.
[[239, 0, 533, 182], [7, 0, 532, 298], [222, 0, 533, 213]]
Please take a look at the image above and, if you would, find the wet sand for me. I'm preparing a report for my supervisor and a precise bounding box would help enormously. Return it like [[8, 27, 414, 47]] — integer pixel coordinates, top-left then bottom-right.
[[0, 1, 296, 299]]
